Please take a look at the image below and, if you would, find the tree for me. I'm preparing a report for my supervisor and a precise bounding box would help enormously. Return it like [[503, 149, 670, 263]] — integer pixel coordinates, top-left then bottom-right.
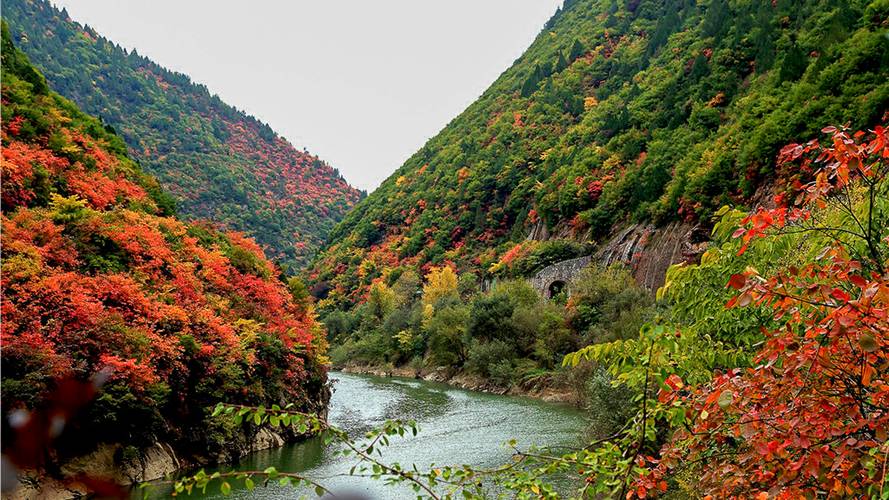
[[425, 305, 469, 366], [636, 124, 889, 498], [421, 266, 458, 309], [555, 51, 569, 73], [468, 293, 514, 343], [568, 38, 585, 61], [367, 281, 396, 322]]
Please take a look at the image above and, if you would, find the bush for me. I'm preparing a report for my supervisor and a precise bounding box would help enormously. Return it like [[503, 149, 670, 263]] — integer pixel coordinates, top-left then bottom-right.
[[323, 310, 355, 343], [467, 294, 510, 338], [487, 359, 517, 387], [465, 340, 516, 379], [568, 265, 654, 344], [329, 331, 392, 366], [425, 305, 470, 367], [583, 367, 636, 439]]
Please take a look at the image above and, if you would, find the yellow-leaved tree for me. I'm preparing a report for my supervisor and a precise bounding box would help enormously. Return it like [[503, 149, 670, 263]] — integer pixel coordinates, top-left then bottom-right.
[[421, 266, 458, 309]]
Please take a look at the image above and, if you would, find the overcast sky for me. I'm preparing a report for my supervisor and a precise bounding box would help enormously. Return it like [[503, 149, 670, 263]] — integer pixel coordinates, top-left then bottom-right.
[[53, 1, 562, 191]]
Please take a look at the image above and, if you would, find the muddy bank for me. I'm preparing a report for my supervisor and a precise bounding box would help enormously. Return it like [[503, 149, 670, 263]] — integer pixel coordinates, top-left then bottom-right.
[[336, 363, 578, 405]]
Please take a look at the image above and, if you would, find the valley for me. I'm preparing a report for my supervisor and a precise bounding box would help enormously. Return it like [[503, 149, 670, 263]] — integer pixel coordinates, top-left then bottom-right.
[[1, 0, 887, 498]]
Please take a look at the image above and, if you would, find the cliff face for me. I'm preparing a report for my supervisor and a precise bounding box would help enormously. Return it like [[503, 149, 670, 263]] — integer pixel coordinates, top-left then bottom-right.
[[594, 222, 707, 291], [7, 427, 304, 500]]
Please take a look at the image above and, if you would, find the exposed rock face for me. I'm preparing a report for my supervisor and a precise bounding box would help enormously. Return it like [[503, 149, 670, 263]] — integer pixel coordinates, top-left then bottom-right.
[[526, 220, 550, 242], [251, 428, 286, 452], [54, 442, 180, 485], [6, 442, 181, 500], [528, 221, 707, 297], [6, 427, 295, 499], [121, 442, 180, 483], [595, 221, 707, 291]]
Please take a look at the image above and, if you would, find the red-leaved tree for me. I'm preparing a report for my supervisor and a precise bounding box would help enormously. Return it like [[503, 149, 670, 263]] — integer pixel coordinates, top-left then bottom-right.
[[635, 124, 888, 498]]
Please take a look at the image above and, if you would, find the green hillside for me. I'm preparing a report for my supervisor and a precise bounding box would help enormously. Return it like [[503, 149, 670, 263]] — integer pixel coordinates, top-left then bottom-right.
[[4, 0, 361, 272], [310, 0, 888, 305]]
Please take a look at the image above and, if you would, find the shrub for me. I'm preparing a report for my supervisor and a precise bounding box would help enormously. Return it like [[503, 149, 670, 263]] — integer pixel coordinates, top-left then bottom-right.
[[465, 340, 516, 379], [487, 359, 517, 387], [568, 265, 654, 344], [425, 305, 470, 367], [583, 367, 636, 439], [468, 294, 515, 342]]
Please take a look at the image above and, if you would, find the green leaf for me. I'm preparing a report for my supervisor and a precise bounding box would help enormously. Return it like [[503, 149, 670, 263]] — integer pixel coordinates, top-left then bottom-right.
[[220, 481, 231, 495], [264, 466, 279, 480]]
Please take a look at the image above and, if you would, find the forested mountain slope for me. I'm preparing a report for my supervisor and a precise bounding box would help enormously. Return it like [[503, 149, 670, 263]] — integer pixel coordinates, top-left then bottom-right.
[[310, 0, 888, 305], [4, 0, 361, 272], [0, 23, 328, 479]]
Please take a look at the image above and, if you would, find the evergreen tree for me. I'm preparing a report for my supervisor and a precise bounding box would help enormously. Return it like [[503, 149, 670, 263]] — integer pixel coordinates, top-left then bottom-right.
[[568, 38, 584, 61], [702, 0, 730, 39]]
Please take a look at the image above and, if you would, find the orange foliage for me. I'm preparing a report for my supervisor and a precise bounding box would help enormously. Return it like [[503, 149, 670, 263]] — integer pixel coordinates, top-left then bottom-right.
[[1, 49, 327, 444], [634, 125, 889, 498]]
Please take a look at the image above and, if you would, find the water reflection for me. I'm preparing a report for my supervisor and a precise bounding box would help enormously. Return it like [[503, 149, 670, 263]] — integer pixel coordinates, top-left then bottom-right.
[[145, 372, 586, 499]]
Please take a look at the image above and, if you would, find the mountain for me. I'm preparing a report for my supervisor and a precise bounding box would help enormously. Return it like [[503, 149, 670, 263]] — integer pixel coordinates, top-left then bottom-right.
[[309, 0, 888, 306], [3, 0, 361, 272], [0, 22, 328, 478]]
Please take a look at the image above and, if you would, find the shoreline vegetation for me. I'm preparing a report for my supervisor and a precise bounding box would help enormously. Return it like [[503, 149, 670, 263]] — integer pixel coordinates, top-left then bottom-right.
[[335, 363, 579, 404], [2, 0, 888, 497]]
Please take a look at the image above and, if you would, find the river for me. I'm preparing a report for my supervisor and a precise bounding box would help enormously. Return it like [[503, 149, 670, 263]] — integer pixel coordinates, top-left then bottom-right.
[[149, 371, 588, 499]]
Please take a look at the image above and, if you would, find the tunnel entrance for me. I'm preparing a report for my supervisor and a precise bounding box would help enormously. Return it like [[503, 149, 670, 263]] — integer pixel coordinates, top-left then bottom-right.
[[547, 280, 567, 299]]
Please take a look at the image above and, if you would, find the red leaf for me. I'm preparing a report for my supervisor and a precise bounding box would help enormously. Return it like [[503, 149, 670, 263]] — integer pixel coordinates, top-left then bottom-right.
[[664, 374, 684, 391], [830, 288, 850, 303], [728, 274, 747, 290]]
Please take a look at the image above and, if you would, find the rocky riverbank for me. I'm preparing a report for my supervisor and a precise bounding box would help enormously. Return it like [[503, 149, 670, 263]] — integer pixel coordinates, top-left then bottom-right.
[[336, 363, 578, 405], [5, 425, 309, 499]]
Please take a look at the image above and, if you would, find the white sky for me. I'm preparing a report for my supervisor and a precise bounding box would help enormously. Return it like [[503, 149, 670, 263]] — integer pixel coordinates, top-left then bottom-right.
[[52, 1, 562, 191]]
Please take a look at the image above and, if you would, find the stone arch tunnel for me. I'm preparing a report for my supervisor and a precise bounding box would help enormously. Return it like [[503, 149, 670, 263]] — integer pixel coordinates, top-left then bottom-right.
[[529, 255, 592, 298]]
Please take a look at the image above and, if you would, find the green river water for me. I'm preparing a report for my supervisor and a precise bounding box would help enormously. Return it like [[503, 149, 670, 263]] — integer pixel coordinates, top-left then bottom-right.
[[148, 371, 588, 499]]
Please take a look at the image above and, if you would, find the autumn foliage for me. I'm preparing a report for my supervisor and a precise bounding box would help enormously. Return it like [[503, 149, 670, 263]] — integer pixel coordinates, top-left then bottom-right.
[[1, 25, 328, 466], [309, 0, 887, 310], [4, 0, 361, 271], [635, 125, 889, 498]]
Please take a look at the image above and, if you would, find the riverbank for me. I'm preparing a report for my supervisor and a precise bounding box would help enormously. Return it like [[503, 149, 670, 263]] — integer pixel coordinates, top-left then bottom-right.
[[138, 371, 589, 499], [336, 363, 579, 404], [5, 421, 316, 499]]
